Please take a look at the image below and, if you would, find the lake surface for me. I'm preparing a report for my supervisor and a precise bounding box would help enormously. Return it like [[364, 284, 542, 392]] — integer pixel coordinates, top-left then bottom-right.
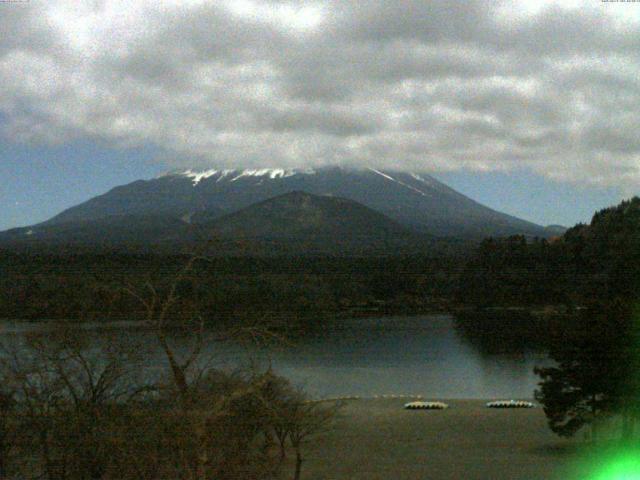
[[0, 315, 549, 400]]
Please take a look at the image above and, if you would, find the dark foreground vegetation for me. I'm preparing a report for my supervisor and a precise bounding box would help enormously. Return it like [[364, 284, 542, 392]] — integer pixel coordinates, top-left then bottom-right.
[[0, 251, 344, 479], [0, 327, 339, 480]]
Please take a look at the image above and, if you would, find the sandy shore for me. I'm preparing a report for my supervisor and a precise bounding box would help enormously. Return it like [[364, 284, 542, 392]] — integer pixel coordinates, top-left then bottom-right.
[[297, 398, 582, 480]]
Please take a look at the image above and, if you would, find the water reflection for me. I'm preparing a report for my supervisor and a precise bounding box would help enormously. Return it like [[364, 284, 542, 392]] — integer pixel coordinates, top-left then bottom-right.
[[0, 315, 549, 399]]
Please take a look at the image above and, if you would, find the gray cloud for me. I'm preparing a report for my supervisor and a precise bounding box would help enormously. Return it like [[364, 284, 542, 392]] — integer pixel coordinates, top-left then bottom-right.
[[0, 0, 639, 187]]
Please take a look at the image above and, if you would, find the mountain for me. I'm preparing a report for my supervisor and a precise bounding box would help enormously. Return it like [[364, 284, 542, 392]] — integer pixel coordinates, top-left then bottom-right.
[[0, 192, 436, 256], [0, 214, 190, 252], [40, 166, 546, 239], [204, 191, 433, 255]]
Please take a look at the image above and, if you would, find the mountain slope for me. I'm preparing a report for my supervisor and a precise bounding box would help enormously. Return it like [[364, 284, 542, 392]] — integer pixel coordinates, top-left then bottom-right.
[[209, 190, 411, 238], [0, 192, 436, 255], [0, 215, 190, 251], [43, 167, 546, 239], [203, 191, 431, 255]]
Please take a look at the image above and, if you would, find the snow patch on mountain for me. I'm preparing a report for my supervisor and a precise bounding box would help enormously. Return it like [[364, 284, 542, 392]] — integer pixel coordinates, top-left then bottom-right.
[[177, 168, 315, 185], [230, 168, 299, 182], [368, 168, 432, 198], [368, 168, 395, 182], [216, 169, 235, 182], [410, 173, 437, 187], [182, 169, 219, 185]]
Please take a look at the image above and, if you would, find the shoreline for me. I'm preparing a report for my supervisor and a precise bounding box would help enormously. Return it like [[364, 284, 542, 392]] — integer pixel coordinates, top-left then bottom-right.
[[298, 397, 581, 480], [313, 395, 538, 402]]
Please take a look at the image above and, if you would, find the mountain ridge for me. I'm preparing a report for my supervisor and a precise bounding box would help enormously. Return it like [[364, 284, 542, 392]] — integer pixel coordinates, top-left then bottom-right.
[[38, 166, 548, 239], [0, 191, 441, 256], [201, 190, 434, 255]]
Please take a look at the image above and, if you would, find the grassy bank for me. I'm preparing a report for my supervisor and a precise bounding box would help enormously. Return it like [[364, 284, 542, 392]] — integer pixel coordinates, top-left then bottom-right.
[[294, 398, 582, 480]]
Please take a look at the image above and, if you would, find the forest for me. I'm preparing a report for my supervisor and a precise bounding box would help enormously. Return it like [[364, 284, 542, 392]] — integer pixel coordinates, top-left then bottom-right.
[[0, 253, 462, 324]]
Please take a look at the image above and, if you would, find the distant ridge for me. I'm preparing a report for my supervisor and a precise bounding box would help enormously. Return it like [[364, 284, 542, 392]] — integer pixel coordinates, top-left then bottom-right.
[[0, 191, 437, 256], [203, 190, 432, 255], [32, 166, 547, 240]]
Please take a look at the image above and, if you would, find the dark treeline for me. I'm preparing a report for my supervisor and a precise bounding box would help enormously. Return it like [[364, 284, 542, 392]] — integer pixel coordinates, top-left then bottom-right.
[[459, 197, 640, 440], [0, 252, 464, 323], [456, 197, 640, 356], [459, 197, 640, 309], [458, 236, 570, 307], [460, 197, 640, 440]]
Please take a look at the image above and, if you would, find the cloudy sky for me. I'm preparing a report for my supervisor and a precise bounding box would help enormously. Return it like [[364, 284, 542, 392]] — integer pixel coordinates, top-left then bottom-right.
[[1, 0, 638, 230]]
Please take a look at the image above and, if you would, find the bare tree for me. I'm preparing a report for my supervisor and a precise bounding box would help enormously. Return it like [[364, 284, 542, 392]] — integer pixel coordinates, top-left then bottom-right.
[[288, 397, 340, 480], [250, 370, 341, 480], [1, 337, 67, 479], [121, 241, 292, 480], [124, 254, 203, 406], [0, 327, 146, 480]]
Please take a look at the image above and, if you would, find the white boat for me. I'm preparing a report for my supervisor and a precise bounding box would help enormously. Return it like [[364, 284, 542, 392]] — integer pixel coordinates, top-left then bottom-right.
[[486, 400, 534, 408], [404, 401, 449, 410]]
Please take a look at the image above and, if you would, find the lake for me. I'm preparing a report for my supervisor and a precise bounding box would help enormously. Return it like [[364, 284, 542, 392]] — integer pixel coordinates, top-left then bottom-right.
[[0, 315, 549, 400]]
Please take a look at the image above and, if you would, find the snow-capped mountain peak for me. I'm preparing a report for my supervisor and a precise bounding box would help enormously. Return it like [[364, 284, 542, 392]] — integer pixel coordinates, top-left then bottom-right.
[[176, 168, 316, 185], [39, 165, 547, 239], [181, 169, 221, 185]]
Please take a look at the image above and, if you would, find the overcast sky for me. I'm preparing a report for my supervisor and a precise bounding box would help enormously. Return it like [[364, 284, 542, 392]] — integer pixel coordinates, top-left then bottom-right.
[[0, 0, 638, 230]]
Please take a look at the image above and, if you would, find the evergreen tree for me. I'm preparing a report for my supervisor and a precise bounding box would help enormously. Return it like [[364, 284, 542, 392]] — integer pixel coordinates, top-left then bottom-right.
[[535, 301, 636, 439]]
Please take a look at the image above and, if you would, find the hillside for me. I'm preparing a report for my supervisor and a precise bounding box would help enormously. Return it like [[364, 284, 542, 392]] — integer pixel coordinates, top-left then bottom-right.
[[204, 191, 433, 255]]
